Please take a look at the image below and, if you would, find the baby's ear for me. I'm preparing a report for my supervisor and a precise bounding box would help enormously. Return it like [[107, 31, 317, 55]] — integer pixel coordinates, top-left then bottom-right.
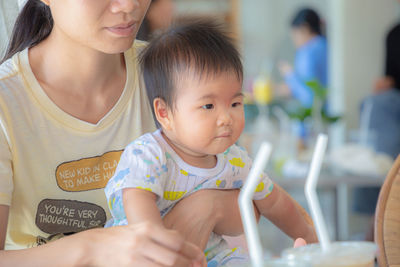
[[153, 98, 172, 130]]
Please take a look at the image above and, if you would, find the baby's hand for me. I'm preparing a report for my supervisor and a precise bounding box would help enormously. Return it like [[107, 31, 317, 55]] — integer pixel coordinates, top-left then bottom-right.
[[293, 238, 307, 248]]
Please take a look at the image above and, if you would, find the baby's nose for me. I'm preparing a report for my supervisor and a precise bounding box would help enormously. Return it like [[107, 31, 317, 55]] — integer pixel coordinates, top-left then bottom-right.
[[217, 111, 233, 126]]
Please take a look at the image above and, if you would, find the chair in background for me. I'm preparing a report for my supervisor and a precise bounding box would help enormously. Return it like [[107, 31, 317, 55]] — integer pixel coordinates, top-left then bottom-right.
[[375, 155, 400, 266]]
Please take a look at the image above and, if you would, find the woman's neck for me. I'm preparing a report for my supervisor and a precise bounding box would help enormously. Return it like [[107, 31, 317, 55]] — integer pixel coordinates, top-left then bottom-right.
[[28, 29, 127, 124], [30, 30, 125, 95]]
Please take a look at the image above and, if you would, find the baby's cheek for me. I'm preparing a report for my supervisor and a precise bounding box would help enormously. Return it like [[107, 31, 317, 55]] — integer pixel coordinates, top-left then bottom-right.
[[236, 115, 245, 133]]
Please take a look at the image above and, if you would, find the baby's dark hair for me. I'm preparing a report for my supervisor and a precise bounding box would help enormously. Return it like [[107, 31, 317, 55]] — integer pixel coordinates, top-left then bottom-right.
[[139, 19, 243, 128]]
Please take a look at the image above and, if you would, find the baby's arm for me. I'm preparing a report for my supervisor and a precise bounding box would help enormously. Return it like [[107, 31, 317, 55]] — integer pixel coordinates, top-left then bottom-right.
[[254, 184, 317, 243], [123, 188, 163, 226]]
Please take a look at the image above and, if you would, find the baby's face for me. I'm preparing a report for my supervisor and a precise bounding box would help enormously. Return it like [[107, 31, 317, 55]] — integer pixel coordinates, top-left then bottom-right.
[[166, 71, 245, 157]]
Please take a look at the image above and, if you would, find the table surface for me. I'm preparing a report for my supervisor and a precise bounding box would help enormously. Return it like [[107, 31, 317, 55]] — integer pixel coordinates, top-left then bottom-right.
[[269, 168, 384, 189], [268, 167, 384, 241]]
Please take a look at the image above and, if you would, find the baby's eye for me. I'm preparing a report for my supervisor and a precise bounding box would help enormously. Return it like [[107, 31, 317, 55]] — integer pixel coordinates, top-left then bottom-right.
[[232, 102, 242, 107], [202, 104, 214, 110]]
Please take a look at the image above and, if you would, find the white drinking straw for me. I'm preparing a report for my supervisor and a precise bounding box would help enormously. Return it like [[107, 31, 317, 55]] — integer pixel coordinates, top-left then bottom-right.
[[304, 134, 331, 252], [239, 142, 273, 267]]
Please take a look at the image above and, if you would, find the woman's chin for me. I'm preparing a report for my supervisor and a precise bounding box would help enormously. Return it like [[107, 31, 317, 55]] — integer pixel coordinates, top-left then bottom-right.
[[98, 38, 135, 54]]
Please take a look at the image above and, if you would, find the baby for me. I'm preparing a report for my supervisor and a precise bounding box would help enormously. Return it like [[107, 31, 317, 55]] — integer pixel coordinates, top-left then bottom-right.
[[105, 21, 316, 266]]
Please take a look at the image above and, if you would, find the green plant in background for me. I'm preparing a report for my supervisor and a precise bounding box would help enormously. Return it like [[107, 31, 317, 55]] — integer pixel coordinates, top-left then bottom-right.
[[287, 79, 341, 124]]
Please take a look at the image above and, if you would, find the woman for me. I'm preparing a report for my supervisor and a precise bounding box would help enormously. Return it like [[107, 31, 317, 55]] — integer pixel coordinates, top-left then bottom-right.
[[279, 8, 328, 108], [0, 0, 247, 266]]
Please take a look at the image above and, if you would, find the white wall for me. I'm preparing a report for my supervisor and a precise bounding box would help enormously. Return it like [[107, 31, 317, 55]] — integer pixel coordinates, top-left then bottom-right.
[[329, 0, 399, 130], [175, 0, 230, 15], [0, 0, 19, 59]]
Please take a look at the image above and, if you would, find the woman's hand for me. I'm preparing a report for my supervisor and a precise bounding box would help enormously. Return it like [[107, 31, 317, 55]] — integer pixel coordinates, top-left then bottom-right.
[[0, 221, 205, 267], [163, 189, 255, 250], [85, 222, 206, 267]]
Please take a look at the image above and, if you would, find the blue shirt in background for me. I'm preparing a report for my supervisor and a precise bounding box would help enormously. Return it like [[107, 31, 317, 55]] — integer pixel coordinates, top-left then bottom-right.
[[285, 35, 328, 108]]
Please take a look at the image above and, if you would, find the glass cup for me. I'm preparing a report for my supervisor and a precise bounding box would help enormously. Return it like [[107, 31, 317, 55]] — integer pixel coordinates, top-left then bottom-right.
[[235, 256, 310, 267], [263, 258, 310, 267], [238, 259, 310, 267], [281, 241, 376, 267]]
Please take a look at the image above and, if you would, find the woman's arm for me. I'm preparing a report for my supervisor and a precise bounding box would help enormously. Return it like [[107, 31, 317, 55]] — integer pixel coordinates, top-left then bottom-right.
[[0, 205, 205, 266], [0, 204, 85, 266], [163, 189, 260, 250], [254, 184, 317, 243]]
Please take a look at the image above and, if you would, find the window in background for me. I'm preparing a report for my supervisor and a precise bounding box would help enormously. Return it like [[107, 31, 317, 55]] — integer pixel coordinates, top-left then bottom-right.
[[0, 0, 19, 58]]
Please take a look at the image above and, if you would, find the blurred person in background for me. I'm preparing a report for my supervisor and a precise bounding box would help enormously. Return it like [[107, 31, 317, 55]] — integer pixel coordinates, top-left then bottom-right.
[[367, 14, 400, 159], [352, 92, 400, 241], [368, 0, 400, 160], [354, 16, 400, 241], [279, 8, 328, 109], [374, 21, 400, 92]]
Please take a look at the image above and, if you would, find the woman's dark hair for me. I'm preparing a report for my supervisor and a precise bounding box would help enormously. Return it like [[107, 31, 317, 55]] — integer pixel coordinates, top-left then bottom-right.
[[1, 0, 53, 64], [136, 0, 159, 41], [291, 8, 322, 35], [136, 18, 151, 41], [139, 19, 243, 128]]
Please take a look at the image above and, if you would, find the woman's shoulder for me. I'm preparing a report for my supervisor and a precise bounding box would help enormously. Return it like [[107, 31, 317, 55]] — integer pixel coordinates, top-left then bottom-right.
[[0, 53, 24, 105], [312, 36, 327, 50], [0, 56, 19, 84], [0, 50, 32, 101], [300, 36, 327, 58]]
